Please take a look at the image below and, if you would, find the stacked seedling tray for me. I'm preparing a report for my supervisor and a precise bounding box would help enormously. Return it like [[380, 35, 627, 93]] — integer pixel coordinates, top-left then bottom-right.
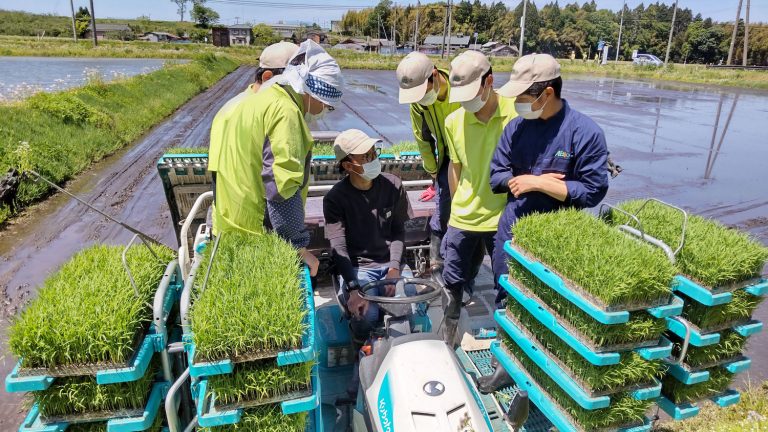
[[494, 209, 683, 432], [180, 231, 320, 430], [310, 142, 427, 182], [5, 240, 181, 431], [608, 199, 768, 420]]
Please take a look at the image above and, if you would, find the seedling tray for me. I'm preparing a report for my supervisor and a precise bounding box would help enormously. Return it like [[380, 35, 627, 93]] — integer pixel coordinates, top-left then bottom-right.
[[184, 266, 316, 378], [672, 275, 767, 307], [194, 365, 320, 428], [496, 310, 661, 407], [500, 275, 674, 366], [657, 389, 740, 421], [505, 242, 678, 324], [666, 356, 751, 385], [20, 381, 168, 432], [7, 261, 183, 392], [490, 341, 652, 432], [666, 318, 762, 347]]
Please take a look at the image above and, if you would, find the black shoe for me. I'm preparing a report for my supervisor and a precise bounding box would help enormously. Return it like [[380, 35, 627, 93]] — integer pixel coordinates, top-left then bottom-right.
[[477, 363, 514, 394]]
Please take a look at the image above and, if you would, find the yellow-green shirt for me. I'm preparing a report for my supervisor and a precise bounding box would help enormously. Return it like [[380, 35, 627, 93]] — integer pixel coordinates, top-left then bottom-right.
[[208, 84, 313, 236], [444, 95, 517, 232], [409, 69, 461, 174]]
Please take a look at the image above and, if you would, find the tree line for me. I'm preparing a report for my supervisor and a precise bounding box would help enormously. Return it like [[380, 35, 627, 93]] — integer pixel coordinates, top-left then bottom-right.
[[340, 1, 768, 65]]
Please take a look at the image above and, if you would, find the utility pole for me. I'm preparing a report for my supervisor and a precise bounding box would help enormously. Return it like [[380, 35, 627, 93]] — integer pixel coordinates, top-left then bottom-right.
[[663, 0, 677, 67], [446, 0, 453, 57], [89, 0, 97, 47], [519, 0, 527, 57], [743, 0, 750, 66], [69, 0, 78, 41], [441, 2, 448, 58], [727, 0, 743, 65], [615, 1, 625, 61], [414, 0, 420, 52]]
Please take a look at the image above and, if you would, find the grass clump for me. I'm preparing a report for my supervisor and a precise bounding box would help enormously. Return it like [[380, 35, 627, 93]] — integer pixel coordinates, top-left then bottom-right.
[[500, 334, 652, 431], [9, 244, 174, 369], [34, 363, 158, 419], [207, 360, 313, 408], [662, 368, 734, 404], [507, 262, 667, 348], [506, 300, 663, 394], [672, 330, 748, 370], [512, 209, 675, 308], [312, 140, 419, 158], [683, 290, 764, 332], [190, 231, 306, 362], [610, 200, 768, 289], [199, 405, 307, 432]]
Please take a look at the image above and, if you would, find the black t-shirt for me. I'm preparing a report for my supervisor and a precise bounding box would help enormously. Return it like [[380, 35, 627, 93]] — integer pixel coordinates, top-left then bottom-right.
[[323, 173, 412, 284]]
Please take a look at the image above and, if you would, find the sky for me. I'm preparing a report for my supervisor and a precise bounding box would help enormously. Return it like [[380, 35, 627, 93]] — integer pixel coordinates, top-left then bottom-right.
[[3, 0, 766, 28]]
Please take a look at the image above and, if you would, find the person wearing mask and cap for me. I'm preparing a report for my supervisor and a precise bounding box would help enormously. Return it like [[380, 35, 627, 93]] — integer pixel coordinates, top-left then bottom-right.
[[323, 129, 412, 346], [208, 40, 344, 276], [440, 51, 517, 347], [490, 53, 609, 304], [396, 52, 460, 276]]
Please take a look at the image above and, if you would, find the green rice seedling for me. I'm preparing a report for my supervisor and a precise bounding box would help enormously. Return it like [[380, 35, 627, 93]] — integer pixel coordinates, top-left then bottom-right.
[[500, 334, 652, 431], [66, 410, 165, 432], [312, 140, 419, 157], [35, 362, 158, 419], [682, 290, 764, 332], [512, 209, 675, 308], [207, 360, 313, 408], [662, 367, 734, 404], [670, 330, 748, 370], [199, 405, 307, 432], [190, 231, 306, 362], [164, 147, 209, 154], [9, 244, 175, 369], [611, 200, 768, 289], [506, 300, 663, 394], [507, 261, 667, 348]]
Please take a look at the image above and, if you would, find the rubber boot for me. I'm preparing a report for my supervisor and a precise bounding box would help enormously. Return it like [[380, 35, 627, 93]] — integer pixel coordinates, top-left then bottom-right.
[[477, 362, 514, 394], [429, 232, 443, 273], [443, 317, 459, 349]]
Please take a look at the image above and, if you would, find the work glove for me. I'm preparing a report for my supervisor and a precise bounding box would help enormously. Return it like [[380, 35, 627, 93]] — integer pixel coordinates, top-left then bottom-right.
[[419, 184, 436, 202]]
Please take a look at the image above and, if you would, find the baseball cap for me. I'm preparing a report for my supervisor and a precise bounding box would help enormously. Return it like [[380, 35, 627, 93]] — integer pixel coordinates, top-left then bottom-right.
[[333, 129, 381, 160], [259, 42, 299, 69], [448, 50, 492, 103], [396, 52, 435, 104], [498, 53, 561, 98]]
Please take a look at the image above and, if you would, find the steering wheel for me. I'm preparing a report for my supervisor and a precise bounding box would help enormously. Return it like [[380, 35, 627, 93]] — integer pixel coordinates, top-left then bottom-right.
[[358, 277, 443, 318]]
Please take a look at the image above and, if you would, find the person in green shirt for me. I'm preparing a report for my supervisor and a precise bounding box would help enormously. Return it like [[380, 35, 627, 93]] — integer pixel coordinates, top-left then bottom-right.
[[208, 40, 344, 276], [396, 52, 460, 274], [441, 51, 517, 346]]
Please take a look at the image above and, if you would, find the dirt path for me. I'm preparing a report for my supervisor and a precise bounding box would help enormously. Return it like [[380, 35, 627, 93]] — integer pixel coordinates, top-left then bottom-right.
[[0, 66, 255, 426]]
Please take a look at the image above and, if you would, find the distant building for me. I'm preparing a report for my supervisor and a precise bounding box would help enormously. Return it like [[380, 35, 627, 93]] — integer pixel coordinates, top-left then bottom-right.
[[369, 38, 396, 54], [490, 44, 519, 57], [85, 23, 134, 41], [212, 27, 230, 47], [330, 20, 342, 33], [269, 23, 302, 41], [229, 24, 253, 45], [468, 44, 482, 51], [140, 32, 179, 43], [422, 34, 471, 48], [482, 41, 502, 52]]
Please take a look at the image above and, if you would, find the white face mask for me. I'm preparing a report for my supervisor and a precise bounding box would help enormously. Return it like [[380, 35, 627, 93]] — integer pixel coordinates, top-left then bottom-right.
[[461, 85, 491, 113], [417, 78, 440, 106], [304, 97, 330, 123], [358, 158, 381, 181], [515, 92, 549, 120]]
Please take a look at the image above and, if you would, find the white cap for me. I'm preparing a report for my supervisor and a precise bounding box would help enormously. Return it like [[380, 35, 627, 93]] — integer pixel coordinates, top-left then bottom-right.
[[333, 129, 381, 160], [396, 52, 435, 104], [448, 50, 491, 103], [259, 42, 299, 69], [498, 53, 561, 98]]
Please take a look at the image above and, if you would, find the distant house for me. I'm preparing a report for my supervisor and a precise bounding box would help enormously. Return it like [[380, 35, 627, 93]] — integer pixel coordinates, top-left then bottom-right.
[[330, 20, 342, 33], [141, 32, 179, 43], [212, 27, 230, 47], [490, 44, 519, 57], [369, 38, 396, 54], [482, 41, 502, 52], [85, 23, 133, 41], [422, 34, 471, 49], [269, 23, 301, 41], [333, 38, 366, 51], [229, 24, 253, 45], [468, 44, 482, 51]]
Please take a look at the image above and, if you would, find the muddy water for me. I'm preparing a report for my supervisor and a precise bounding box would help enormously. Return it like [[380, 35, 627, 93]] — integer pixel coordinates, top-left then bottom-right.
[[0, 69, 767, 425]]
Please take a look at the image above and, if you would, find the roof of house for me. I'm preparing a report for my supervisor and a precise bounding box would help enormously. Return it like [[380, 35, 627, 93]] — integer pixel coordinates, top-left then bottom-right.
[[491, 44, 519, 54], [229, 24, 252, 29], [482, 41, 501, 48], [87, 23, 132, 32], [423, 35, 471, 46], [468, 44, 482, 50], [370, 38, 395, 47], [146, 31, 179, 38]]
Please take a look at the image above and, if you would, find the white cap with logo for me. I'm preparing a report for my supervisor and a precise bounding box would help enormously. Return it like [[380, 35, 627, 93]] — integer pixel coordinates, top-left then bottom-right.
[[498, 53, 561, 98], [396, 52, 435, 104], [448, 50, 491, 103], [333, 129, 381, 160], [259, 41, 299, 69]]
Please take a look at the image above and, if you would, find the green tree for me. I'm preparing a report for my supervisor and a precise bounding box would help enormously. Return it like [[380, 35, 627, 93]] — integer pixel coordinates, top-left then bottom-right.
[[252, 23, 281, 46], [191, 3, 219, 28], [367, 0, 393, 39], [682, 20, 725, 63]]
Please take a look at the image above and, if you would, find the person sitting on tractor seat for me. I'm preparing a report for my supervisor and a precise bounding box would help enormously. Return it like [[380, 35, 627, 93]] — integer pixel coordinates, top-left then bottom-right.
[[323, 129, 413, 348]]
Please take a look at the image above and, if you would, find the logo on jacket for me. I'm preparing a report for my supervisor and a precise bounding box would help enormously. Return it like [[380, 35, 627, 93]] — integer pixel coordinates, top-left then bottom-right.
[[555, 150, 572, 159]]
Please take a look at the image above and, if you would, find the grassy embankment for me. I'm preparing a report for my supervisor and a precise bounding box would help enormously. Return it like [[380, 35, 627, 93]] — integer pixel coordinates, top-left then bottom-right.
[[2, 36, 768, 90], [0, 53, 238, 225]]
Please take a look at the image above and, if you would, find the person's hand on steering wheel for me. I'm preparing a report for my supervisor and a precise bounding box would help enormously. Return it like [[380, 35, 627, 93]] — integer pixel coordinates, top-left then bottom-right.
[[384, 268, 400, 297], [347, 284, 369, 319]]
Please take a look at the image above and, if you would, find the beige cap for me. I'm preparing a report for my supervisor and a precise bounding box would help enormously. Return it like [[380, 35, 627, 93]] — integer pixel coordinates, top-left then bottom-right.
[[259, 41, 299, 69], [498, 53, 561, 98], [449, 50, 492, 103], [333, 129, 381, 160], [396, 52, 435, 104]]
